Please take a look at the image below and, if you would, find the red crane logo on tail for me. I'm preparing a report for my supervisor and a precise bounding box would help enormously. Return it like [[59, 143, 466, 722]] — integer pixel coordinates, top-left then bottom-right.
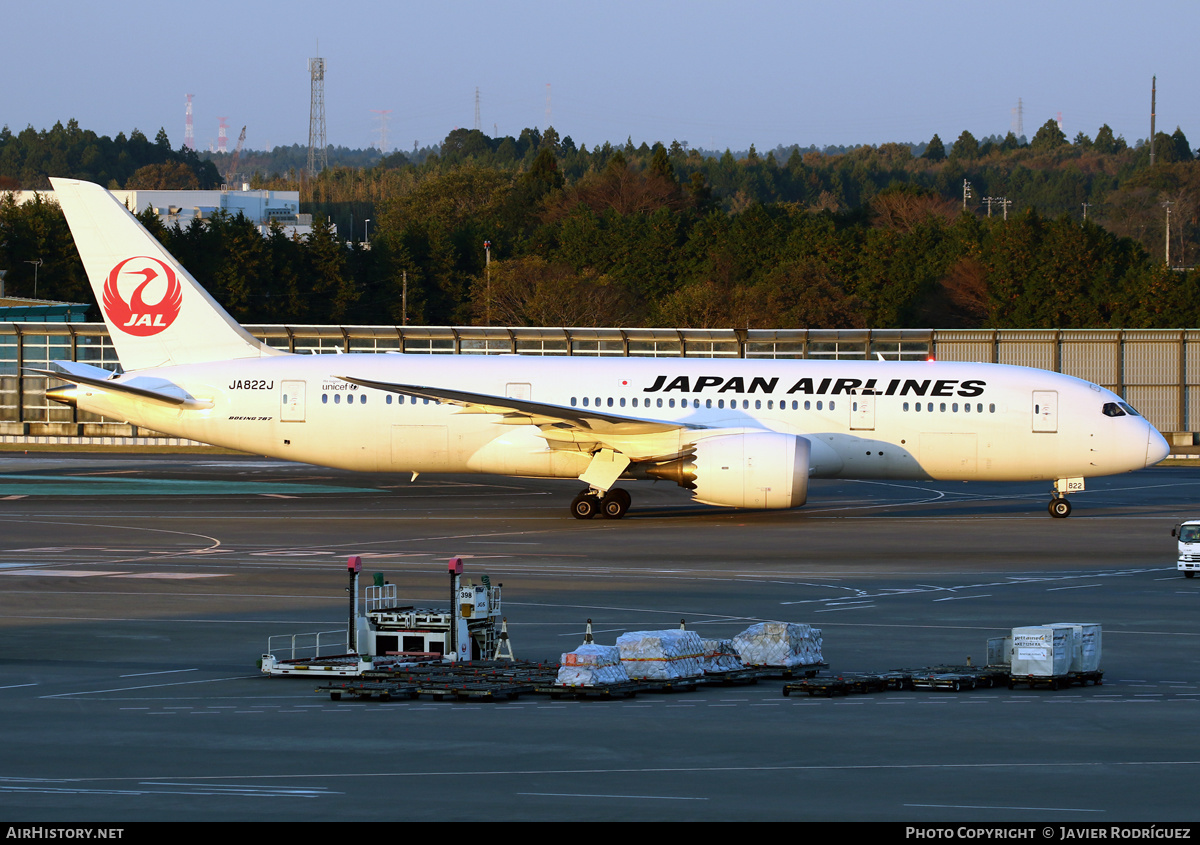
[[102, 257, 183, 337]]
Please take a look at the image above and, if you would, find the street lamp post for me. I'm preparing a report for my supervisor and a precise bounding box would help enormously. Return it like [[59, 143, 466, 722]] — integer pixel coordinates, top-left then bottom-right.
[[484, 240, 491, 326], [364, 219, 371, 249], [25, 259, 42, 298]]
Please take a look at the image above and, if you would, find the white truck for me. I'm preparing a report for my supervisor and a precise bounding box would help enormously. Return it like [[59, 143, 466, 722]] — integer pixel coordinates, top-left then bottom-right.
[[1171, 520, 1200, 578]]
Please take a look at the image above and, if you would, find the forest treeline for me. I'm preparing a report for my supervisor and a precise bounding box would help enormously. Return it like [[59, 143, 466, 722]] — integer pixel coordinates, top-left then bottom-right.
[[2, 118, 1199, 329]]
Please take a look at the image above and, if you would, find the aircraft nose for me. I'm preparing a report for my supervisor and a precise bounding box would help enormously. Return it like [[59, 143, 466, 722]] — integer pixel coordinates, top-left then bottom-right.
[[1146, 425, 1170, 467]]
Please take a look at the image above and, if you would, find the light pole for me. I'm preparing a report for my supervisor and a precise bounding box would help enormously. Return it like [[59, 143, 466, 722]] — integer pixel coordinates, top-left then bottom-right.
[[484, 240, 491, 326], [25, 259, 41, 298], [364, 219, 371, 249]]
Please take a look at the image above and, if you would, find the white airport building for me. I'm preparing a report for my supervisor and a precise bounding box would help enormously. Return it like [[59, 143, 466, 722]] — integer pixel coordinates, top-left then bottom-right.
[[9, 186, 314, 238]]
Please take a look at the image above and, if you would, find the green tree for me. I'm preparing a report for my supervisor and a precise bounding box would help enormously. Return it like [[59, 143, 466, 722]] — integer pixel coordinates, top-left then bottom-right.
[[1030, 120, 1067, 151], [923, 134, 946, 162]]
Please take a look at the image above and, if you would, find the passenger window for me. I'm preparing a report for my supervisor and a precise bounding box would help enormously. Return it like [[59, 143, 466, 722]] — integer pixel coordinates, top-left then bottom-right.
[[830, 401, 836, 410], [804, 400, 811, 410], [322, 394, 328, 404], [755, 400, 761, 410], [816, 401, 823, 411]]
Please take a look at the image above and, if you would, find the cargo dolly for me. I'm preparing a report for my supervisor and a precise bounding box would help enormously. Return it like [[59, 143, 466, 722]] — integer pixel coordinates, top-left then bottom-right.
[[1007, 670, 1103, 690]]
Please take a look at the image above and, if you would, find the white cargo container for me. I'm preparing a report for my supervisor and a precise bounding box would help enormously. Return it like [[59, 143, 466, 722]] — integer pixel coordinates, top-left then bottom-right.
[[1044, 622, 1102, 673], [1010, 626, 1073, 678], [1171, 520, 1200, 578]]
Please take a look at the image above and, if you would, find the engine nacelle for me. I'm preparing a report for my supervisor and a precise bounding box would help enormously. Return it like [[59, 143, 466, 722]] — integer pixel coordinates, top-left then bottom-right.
[[688, 432, 810, 509]]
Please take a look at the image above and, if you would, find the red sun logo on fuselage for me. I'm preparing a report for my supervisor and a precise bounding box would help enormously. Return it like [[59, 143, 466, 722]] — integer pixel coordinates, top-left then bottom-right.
[[103, 256, 183, 336]]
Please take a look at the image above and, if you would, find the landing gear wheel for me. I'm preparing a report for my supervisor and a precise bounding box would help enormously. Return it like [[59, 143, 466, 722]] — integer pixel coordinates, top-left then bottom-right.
[[601, 488, 631, 519], [571, 492, 600, 520], [1048, 498, 1072, 518]]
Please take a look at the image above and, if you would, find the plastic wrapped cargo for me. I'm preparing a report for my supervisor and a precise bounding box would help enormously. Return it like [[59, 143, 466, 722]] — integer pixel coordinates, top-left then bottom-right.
[[1043, 622, 1102, 673], [616, 630, 705, 680], [731, 622, 823, 668], [701, 638, 745, 673], [1010, 626, 1072, 677], [555, 643, 629, 686]]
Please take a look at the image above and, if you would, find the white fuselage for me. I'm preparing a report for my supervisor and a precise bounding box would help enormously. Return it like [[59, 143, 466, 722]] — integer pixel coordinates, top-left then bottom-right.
[[65, 354, 1166, 485]]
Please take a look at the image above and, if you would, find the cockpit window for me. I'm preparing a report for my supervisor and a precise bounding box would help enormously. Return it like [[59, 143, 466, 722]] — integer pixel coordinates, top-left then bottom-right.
[[1102, 402, 1126, 417], [1118, 402, 1142, 417]]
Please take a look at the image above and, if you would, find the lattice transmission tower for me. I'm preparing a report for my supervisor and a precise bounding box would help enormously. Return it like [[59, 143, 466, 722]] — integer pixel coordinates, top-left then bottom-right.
[[184, 94, 194, 150], [308, 57, 328, 176]]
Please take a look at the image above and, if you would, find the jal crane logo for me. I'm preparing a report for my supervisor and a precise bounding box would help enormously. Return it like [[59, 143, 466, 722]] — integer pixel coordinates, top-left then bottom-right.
[[102, 256, 183, 336]]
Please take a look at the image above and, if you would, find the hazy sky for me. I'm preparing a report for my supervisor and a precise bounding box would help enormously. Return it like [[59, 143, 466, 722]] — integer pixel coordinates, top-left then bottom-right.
[[5, 0, 1197, 154]]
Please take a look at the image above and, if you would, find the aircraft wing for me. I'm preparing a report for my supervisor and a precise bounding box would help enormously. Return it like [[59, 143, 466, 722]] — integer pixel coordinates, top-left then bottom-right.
[[337, 376, 691, 436]]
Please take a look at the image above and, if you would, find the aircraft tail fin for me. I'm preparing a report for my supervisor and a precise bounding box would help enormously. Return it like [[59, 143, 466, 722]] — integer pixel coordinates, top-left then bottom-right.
[[50, 177, 283, 371]]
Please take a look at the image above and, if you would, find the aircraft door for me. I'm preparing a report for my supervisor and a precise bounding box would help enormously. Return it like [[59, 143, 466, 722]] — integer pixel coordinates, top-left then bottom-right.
[[850, 391, 876, 431], [281, 380, 306, 422], [1032, 390, 1058, 433]]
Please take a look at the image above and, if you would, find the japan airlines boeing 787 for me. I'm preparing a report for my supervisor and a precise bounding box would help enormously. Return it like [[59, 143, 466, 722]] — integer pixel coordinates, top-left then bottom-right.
[[39, 178, 1169, 519]]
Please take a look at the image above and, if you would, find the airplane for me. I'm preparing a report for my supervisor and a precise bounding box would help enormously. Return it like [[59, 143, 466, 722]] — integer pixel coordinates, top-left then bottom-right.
[[36, 177, 1170, 520]]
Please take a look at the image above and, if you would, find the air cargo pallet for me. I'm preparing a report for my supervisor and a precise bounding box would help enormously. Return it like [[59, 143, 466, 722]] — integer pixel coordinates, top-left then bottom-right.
[[1006, 670, 1103, 690], [783, 672, 893, 697]]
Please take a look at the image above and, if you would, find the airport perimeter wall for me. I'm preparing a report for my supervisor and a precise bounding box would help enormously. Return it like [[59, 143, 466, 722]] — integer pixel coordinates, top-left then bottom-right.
[[1, 323, 1197, 446]]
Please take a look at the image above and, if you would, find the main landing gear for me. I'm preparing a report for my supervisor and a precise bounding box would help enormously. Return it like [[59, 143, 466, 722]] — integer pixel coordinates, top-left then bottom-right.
[[571, 487, 631, 520]]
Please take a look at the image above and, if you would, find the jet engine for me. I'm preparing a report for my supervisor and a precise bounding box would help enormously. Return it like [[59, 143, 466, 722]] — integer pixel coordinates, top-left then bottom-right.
[[640, 432, 810, 509]]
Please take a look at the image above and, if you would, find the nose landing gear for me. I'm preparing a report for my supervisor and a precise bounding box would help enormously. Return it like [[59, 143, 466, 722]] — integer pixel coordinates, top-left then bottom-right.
[[1048, 497, 1072, 518], [1048, 477, 1083, 518]]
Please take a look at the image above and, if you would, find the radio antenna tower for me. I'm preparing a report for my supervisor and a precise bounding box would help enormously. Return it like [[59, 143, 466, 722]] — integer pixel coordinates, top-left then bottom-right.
[[217, 117, 229, 153], [371, 109, 392, 152], [1011, 98, 1024, 138], [307, 56, 328, 176], [474, 87, 481, 132], [184, 94, 195, 150], [1150, 76, 1157, 166]]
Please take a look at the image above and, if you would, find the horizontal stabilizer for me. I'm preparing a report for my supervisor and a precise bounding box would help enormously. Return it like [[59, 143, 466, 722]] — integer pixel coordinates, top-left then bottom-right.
[[30, 363, 211, 409]]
